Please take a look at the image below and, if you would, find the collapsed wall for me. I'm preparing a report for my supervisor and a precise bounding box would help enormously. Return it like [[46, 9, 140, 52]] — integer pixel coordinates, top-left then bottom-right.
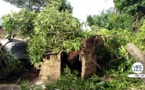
[[39, 53, 61, 83], [39, 52, 97, 83], [39, 36, 99, 83]]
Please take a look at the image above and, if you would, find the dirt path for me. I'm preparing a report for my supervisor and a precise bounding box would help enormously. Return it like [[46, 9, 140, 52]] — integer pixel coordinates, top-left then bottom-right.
[[0, 67, 40, 84]]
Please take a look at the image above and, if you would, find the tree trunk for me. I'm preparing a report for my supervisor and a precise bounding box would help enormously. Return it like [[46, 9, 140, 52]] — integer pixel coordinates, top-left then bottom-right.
[[126, 43, 145, 82]]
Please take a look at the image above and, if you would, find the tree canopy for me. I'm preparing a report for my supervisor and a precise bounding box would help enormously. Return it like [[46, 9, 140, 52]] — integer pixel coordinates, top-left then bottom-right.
[[114, 0, 145, 16], [3, 0, 73, 13], [87, 8, 134, 30], [87, 0, 145, 31]]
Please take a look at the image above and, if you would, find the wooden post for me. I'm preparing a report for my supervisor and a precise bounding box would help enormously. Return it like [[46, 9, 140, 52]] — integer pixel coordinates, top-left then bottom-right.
[[126, 43, 145, 82]]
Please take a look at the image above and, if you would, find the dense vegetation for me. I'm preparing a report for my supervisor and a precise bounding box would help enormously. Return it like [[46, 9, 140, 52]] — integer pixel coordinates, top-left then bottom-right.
[[114, 0, 145, 16], [1, 0, 145, 89], [0, 50, 21, 78], [87, 7, 145, 31], [87, 8, 135, 30]]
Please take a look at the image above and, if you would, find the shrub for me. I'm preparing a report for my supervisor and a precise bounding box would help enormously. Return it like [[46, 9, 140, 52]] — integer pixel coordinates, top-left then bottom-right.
[[0, 50, 21, 78]]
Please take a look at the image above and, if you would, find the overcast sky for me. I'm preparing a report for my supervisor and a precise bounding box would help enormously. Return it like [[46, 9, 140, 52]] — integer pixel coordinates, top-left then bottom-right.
[[67, 0, 114, 22], [0, 1, 20, 17], [0, 0, 114, 22]]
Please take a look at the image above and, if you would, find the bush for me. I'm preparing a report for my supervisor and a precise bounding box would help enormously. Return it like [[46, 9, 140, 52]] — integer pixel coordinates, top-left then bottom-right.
[[0, 50, 21, 78], [45, 74, 145, 90]]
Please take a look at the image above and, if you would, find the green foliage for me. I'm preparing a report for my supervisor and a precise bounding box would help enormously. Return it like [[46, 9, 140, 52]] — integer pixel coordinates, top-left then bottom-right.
[[20, 80, 43, 90], [87, 8, 114, 29], [20, 80, 31, 90], [0, 50, 21, 78], [2, 1, 74, 66], [2, 1, 145, 89], [27, 1, 89, 66], [59, 0, 73, 13], [113, 0, 145, 31], [87, 8, 135, 30], [45, 22, 145, 89], [133, 20, 145, 49], [2, 9, 37, 37], [114, 0, 145, 16], [46, 74, 145, 90]]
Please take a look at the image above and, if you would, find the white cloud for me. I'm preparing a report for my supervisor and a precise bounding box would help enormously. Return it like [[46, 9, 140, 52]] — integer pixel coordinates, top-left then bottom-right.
[[67, 0, 114, 22], [0, 0, 20, 17]]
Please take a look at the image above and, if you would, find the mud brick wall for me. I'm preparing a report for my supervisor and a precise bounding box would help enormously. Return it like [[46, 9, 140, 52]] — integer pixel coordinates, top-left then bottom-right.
[[39, 52, 97, 82], [81, 54, 97, 78], [39, 54, 61, 82]]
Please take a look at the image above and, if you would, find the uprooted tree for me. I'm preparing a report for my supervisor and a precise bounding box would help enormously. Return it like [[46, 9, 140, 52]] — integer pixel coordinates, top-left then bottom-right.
[[2, 0, 145, 72], [27, 2, 90, 66], [2, 1, 90, 66], [2, 0, 145, 89]]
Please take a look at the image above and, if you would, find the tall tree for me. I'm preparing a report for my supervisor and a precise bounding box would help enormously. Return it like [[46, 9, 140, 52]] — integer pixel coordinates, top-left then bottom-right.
[[114, 0, 145, 16], [3, 0, 73, 13], [114, 0, 145, 31], [87, 7, 134, 30]]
